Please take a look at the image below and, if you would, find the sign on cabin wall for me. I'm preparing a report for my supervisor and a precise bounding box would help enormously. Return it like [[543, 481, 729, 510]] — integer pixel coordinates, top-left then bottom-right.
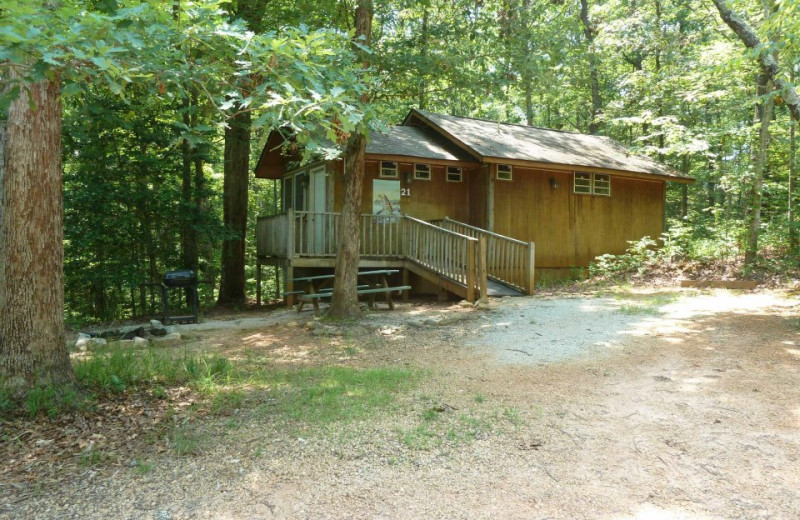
[[372, 179, 401, 220]]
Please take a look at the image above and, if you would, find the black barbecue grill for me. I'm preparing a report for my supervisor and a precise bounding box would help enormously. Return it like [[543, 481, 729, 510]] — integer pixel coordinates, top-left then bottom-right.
[[160, 270, 199, 324]]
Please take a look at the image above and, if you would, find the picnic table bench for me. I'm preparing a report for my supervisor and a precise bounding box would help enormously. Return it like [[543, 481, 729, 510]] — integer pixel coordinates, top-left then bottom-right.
[[286, 269, 410, 312]]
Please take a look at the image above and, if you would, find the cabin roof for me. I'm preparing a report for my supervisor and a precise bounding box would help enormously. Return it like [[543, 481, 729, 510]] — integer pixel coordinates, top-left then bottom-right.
[[366, 126, 475, 163], [406, 109, 693, 181]]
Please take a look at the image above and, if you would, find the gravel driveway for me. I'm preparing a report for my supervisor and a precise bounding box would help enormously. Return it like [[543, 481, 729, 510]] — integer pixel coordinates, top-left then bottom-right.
[[4, 289, 800, 519]]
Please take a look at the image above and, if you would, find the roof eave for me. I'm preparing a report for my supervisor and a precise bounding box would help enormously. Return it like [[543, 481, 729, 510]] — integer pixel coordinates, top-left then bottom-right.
[[404, 109, 485, 162], [480, 156, 695, 184]]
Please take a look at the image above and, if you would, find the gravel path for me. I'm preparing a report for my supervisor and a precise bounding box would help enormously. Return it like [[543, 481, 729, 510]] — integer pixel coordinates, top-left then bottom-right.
[[5, 289, 800, 519]]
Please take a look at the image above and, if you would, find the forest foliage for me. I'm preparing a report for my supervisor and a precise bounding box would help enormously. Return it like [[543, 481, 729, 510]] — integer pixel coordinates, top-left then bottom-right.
[[6, 0, 798, 321]]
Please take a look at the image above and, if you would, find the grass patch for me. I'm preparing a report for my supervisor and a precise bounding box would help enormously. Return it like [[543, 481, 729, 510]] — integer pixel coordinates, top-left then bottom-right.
[[133, 460, 155, 475], [78, 449, 114, 466], [616, 292, 681, 316], [258, 366, 418, 426], [399, 407, 497, 451], [74, 345, 232, 394], [170, 425, 203, 455]]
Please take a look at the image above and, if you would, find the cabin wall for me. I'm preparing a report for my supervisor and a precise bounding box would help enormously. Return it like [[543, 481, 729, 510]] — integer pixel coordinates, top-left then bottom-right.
[[467, 166, 488, 229], [327, 160, 665, 271], [491, 167, 665, 269], [333, 160, 472, 221]]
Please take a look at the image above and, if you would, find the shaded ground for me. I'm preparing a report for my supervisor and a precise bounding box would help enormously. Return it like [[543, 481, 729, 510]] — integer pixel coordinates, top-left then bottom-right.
[[2, 289, 799, 519]]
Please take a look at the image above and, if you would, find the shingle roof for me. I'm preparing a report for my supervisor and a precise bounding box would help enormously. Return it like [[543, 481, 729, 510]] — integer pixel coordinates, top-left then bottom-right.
[[410, 109, 691, 180], [366, 126, 476, 163]]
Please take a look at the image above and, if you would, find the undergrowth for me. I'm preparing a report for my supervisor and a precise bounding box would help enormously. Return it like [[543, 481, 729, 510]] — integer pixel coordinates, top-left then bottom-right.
[[585, 220, 800, 287], [5, 344, 419, 428]]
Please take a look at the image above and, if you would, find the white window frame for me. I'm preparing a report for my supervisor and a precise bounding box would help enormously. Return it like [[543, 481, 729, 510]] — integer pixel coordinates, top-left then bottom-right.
[[497, 164, 513, 181], [380, 161, 398, 178], [446, 166, 463, 182], [574, 172, 611, 196], [573, 172, 592, 194], [592, 174, 611, 196], [414, 163, 431, 180]]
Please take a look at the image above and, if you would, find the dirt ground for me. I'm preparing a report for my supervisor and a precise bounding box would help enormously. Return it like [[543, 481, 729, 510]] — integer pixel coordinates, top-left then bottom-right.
[[3, 288, 800, 519]]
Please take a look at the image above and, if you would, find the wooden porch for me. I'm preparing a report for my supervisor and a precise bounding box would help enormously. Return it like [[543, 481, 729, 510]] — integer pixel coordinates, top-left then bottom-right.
[[255, 210, 535, 304]]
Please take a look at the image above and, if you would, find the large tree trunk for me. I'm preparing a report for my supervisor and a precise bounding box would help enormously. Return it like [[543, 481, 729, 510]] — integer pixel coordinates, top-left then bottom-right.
[[0, 76, 74, 395], [328, 0, 373, 319], [744, 77, 775, 267], [329, 135, 367, 317], [217, 110, 251, 305]]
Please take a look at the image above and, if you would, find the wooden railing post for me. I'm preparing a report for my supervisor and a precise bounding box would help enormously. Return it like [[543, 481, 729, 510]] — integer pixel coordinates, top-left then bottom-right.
[[286, 209, 295, 259], [466, 239, 475, 302], [526, 241, 535, 294], [478, 235, 488, 301]]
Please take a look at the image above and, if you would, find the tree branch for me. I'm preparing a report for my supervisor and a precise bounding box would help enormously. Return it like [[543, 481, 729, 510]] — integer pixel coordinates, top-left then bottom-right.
[[711, 0, 800, 121]]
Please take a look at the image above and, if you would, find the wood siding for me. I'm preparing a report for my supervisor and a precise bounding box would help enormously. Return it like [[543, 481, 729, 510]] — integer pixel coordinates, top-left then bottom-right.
[[328, 160, 664, 270], [492, 166, 664, 268], [334, 159, 473, 222]]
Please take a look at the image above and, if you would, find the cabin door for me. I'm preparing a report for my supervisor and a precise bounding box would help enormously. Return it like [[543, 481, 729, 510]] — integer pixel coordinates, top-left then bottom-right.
[[308, 166, 327, 254]]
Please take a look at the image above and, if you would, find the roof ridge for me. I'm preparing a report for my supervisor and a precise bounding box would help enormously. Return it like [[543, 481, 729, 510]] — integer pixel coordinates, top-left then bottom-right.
[[416, 109, 609, 138]]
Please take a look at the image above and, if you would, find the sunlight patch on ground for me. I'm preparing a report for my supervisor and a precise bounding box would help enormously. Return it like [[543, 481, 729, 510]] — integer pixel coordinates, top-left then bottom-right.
[[620, 290, 798, 340], [659, 291, 795, 320], [786, 349, 800, 359], [615, 503, 716, 520], [792, 407, 800, 427]]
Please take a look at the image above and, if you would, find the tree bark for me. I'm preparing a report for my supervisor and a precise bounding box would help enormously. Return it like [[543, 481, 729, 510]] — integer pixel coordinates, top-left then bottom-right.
[[711, 0, 800, 122], [217, 110, 251, 305], [0, 75, 74, 395], [180, 100, 198, 273], [744, 77, 774, 267], [790, 66, 797, 254], [417, 7, 428, 110], [579, 0, 602, 134], [330, 135, 367, 317], [328, 0, 373, 319]]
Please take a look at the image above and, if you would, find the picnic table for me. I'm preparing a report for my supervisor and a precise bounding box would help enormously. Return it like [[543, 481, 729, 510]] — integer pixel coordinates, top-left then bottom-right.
[[287, 269, 410, 312]]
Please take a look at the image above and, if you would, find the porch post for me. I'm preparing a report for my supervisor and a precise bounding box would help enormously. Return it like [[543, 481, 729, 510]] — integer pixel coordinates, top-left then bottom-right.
[[256, 258, 262, 305], [466, 239, 476, 303], [286, 209, 296, 307], [486, 164, 495, 231], [526, 242, 535, 294], [478, 235, 488, 301]]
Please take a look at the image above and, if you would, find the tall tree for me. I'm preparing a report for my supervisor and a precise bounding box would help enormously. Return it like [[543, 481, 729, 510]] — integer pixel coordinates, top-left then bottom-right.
[[217, 0, 267, 305], [329, 0, 374, 319], [0, 73, 74, 395], [744, 75, 775, 266], [1, 0, 374, 391], [579, 0, 602, 134], [711, 0, 800, 121]]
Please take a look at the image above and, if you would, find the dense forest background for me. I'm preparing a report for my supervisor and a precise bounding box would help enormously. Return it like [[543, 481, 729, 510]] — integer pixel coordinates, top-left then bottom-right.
[[57, 0, 799, 321]]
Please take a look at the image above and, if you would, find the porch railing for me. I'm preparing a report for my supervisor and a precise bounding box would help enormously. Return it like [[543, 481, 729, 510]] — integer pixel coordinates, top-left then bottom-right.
[[430, 217, 535, 294], [256, 212, 291, 257], [257, 210, 529, 301], [404, 215, 483, 301]]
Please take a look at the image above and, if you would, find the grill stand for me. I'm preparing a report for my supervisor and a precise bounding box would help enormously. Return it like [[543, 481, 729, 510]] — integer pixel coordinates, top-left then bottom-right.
[[160, 284, 199, 325]]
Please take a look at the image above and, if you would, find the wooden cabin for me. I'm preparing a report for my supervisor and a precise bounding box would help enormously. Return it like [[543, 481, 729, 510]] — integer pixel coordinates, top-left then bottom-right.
[[254, 109, 694, 303]]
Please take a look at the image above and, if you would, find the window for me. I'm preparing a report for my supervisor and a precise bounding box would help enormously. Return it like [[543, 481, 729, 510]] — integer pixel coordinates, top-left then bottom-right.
[[497, 164, 513, 181], [446, 166, 463, 182], [380, 161, 398, 178], [414, 163, 431, 180], [573, 172, 592, 194], [593, 174, 611, 196], [574, 172, 611, 196]]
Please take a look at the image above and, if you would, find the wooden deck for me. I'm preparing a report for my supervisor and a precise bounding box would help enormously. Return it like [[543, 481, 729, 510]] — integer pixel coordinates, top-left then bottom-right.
[[256, 211, 534, 303]]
